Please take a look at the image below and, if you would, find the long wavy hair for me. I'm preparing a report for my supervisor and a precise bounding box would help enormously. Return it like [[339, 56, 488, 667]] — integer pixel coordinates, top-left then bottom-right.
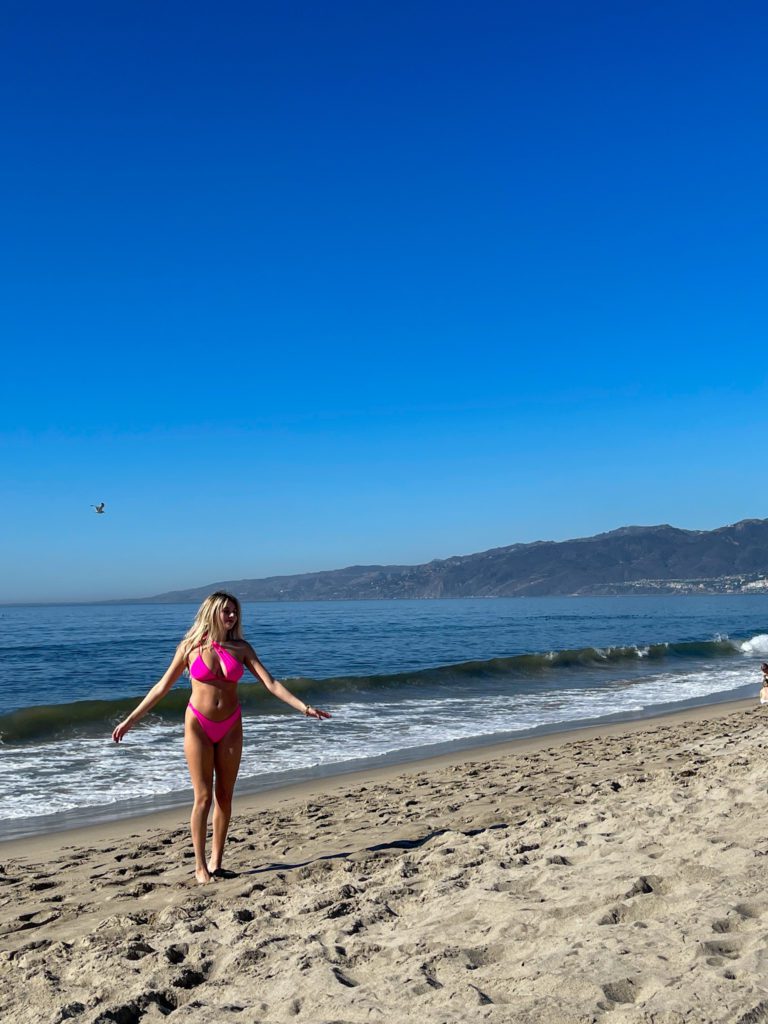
[[180, 591, 244, 657]]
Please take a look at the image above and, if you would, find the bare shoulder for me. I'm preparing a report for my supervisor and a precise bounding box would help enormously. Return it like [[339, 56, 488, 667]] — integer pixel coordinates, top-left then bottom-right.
[[174, 641, 190, 663], [231, 638, 256, 656]]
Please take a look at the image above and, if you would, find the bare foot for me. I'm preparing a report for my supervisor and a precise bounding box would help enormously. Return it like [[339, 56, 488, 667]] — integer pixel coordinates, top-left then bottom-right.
[[207, 861, 222, 878], [195, 867, 213, 885]]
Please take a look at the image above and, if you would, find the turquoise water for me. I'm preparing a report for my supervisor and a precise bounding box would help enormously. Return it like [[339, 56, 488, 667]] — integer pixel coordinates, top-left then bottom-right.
[[1, 595, 767, 838]]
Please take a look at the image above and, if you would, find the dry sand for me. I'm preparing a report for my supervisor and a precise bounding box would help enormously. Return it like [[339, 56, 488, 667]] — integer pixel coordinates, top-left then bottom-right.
[[3, 700, 768, 1024]]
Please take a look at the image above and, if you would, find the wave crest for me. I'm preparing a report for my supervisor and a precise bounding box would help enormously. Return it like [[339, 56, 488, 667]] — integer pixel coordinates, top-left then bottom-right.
[[0, 632, 752, 745], [740, 633, 768, 655]]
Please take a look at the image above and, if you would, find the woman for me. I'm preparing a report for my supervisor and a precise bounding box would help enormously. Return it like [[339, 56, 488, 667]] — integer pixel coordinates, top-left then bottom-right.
[[759, 663, 768, 705], [112, 591, 331, 884]]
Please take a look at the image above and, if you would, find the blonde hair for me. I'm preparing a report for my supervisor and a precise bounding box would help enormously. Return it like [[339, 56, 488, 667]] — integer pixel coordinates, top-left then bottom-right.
[[180, 591, 244, 657]]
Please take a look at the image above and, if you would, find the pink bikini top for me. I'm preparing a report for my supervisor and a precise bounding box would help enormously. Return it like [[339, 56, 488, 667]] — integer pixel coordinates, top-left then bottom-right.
[[189, 641, 244, 683]]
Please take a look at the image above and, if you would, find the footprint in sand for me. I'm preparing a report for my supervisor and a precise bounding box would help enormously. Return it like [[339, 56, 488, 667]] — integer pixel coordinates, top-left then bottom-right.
[[599, 976, 638, 1006], [172, 966, 207, 989], [93, 989, 178, 1022], [712, 917, 741, 934], [733, 901, 767, 921], [164, 943, 188, 964], [468, 982, 494, 1005], [331, 966, 359, 988], [108, 881, 158, 899], [700, 938, 743, 962], [7, 909, 61, 934], [28, 880, 58, 892], [124, 940, 155, 960], [623, 875, 664, 898]]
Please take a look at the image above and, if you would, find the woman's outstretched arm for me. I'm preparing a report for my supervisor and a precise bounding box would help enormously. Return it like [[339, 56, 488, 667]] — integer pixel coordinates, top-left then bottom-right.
[[112, 645, 189, 742], [242, 643, 331, 720]]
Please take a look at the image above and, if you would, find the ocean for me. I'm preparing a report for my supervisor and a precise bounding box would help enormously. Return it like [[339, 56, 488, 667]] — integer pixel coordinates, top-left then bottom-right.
[[2, 595, 767, 840]]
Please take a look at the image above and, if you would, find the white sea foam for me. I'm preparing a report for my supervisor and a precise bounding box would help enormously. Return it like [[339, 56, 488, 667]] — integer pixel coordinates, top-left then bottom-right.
[[0, 656, 759, 827], [740, 634, 768, 655]]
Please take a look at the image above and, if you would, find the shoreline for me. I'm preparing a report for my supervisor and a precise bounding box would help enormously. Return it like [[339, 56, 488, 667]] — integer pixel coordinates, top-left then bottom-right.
[[4, 693, 768, 1021], [1, 694, 755, 860]]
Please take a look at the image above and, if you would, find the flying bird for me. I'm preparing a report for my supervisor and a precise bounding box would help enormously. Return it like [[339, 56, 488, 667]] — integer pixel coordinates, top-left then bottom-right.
[[92, 503, 106, 514]]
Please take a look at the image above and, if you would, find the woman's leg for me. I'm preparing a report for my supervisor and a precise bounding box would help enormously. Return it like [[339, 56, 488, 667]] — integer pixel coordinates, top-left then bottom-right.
[[209, 715, 243, 873], [184, 709, 215, 884]]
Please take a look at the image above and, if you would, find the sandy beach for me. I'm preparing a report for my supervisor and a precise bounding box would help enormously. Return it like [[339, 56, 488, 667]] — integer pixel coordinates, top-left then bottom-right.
[[3, 699, 768, 1023]]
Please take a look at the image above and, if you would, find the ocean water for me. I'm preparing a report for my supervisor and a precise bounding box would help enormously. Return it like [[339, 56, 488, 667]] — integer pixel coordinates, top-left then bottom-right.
[[2, 595, 768, 840]]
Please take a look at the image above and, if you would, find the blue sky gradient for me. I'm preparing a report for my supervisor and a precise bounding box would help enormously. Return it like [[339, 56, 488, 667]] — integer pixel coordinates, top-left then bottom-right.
[[2, 1, 767, 601]]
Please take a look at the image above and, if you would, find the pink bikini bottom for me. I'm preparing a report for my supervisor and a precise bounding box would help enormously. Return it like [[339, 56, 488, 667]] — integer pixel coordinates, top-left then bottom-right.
[[187, 703, 242, 744]]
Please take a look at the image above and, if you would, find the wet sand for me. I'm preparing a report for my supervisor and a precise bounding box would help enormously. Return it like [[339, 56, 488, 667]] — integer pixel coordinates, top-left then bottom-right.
[[3, 698, 768, 1023]]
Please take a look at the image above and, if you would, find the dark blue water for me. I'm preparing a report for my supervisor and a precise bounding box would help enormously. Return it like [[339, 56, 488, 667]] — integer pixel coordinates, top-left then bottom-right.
[[3, 595, 768, 713]]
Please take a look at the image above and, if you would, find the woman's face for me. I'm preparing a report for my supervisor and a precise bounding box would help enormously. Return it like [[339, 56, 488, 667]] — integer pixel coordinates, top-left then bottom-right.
[[219, 602, 238, 632]]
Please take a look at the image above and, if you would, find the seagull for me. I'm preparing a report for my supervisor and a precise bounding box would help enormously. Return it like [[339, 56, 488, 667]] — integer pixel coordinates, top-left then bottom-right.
[[92, 502, 106, 514]]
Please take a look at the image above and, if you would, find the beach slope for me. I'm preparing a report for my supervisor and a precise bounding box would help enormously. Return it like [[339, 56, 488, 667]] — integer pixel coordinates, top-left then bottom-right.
[[3, 705, 768, 1023]]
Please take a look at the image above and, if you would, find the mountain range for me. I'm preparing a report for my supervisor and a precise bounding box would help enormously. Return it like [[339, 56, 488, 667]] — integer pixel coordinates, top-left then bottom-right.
[[137, 518, 768, 602]]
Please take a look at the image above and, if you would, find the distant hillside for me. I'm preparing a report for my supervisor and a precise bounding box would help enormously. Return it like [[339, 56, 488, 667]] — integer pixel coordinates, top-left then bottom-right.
[[135, 519, 768, 602]]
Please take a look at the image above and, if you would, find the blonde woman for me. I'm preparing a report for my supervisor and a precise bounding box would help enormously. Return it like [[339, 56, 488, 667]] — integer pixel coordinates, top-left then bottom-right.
[[112, 592, 331, 884]]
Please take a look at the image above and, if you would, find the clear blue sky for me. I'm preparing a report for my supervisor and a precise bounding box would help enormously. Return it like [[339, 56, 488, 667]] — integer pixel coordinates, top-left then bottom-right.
[[2, 1, 767, 602]]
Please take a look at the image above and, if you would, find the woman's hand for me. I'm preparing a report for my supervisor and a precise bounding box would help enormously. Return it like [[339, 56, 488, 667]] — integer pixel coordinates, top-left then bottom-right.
[[110, 647, 187, 745], [112, 718, 134, 743], [304, 705, 332, 721]]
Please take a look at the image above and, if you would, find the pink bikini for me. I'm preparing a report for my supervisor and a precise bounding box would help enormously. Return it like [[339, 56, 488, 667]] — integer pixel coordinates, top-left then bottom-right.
[[188, 642, 244, 743]]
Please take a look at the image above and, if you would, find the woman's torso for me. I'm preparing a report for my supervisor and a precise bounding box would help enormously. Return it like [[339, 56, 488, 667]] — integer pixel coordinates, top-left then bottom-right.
[[187, 640, 245, 719]]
